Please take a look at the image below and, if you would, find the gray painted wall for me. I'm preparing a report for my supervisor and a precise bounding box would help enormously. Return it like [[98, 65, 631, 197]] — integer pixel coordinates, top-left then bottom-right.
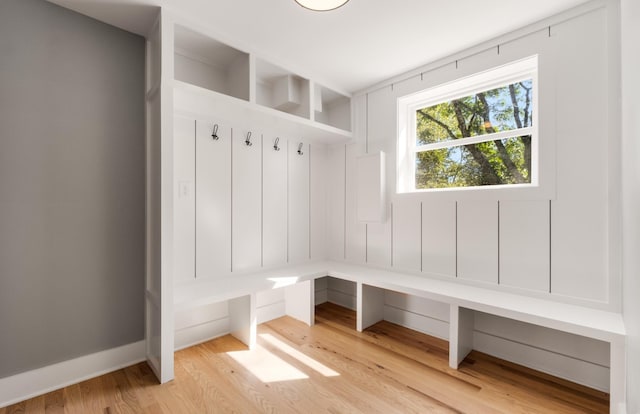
[[0, 0, 145, 378], [621, 0, 640, 411]]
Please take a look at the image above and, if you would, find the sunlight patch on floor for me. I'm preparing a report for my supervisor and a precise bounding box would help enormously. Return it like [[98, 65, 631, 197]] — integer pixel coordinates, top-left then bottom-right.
[[227, 344, 308, 383], [260, 333, 340, 377]]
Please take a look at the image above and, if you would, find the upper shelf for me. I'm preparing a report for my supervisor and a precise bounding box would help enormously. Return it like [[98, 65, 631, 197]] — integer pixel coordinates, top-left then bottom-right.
[[174, 25, 250, 101], [172, 23, 352, 142], [173, 80, 352, 143]]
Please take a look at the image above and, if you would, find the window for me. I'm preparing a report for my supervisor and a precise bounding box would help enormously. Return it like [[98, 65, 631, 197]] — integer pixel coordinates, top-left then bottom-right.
[[397, 56, 538, 193]]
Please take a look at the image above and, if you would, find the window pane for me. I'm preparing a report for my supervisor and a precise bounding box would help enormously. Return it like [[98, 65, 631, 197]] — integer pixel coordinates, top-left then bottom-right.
[[416, 79, 533, 145], [415, 136, 532, 189]]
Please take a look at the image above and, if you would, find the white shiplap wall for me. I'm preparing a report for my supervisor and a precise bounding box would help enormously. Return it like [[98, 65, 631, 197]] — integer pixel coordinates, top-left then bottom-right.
[[172, 115, 328, 348], [324, 5, 617, 392]]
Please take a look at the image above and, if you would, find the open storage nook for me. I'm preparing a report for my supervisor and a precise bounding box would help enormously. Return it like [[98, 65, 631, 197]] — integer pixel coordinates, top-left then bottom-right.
[[313, 84, 352, 131], [169, 17, 352, 144], [256, 58, 311, 119], [174, 24, 250, 101]]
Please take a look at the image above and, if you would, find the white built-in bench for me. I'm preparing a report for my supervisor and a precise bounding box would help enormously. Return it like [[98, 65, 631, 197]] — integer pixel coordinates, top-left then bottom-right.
[[173, 261, 626, 414]]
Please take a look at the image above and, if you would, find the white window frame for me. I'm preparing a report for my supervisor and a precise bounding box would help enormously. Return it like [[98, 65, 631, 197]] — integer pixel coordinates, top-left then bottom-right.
[[397, 56, 539, 195]]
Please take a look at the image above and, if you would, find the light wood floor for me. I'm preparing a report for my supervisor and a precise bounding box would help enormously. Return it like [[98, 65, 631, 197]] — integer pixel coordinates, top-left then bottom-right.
[[1, 302, 609, 413]]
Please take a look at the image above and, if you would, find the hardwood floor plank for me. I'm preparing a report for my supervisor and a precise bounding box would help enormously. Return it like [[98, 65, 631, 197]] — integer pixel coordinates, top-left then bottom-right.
[[42, 390, 64, 414], [2, 302, 608, 414], [23, 395, 45, 414], [5, 402, 26, 414]]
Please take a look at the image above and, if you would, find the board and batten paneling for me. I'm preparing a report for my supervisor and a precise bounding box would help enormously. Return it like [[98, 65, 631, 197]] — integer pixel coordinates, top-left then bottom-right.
[[345, 143, 366, 263], [392, 199, 421, 272], [173, 115, 195, 282], [329, 7, 615, 307], [288, 141, 310, 264], [256, 288, 286, 324], [457, 201, 498, 283], [365, 87, 394, 268], [320, 3, 617, 396], [422, 201, 457, 278], [310, 144, 327, 261], [550, 9, 609, 302], [326, 277, 357, 310], [262, 135, 288, 268], [326, 144, 346, 260], [232, 128, 262, 272], [195, 119, 231, 279], [499, 200, 550, 292], [344, 93, 367, 263], [384, 291, 450, 340]]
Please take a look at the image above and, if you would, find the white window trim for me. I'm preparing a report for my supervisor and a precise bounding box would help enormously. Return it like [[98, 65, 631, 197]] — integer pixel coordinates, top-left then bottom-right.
[[397, 56, 540, 197]]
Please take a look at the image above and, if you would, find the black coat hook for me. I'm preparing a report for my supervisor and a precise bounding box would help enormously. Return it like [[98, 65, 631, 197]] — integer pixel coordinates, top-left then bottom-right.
[[297, 142, 304, 155], [211, 124, 219, 140], [245, 131, 252, 146], [273, 137, 280, 151]]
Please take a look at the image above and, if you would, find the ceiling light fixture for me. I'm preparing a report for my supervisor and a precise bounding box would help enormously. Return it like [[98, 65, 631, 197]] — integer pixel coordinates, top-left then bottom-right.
[[294, 0, 349, 11]]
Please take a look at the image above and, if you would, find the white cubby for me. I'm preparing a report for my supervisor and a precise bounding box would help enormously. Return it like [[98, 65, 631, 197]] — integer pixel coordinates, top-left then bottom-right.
[[174, 24, 250, 101], [314, 84, 352, 131], [256, 59, 311, 119]]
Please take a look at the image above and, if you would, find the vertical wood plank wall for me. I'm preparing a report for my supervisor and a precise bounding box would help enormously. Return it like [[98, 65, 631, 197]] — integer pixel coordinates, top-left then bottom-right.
[[171, 4, 618, 395], [327, 7, 615, 307], [262, 135, 288, 269], [323, 6, 616, 392]]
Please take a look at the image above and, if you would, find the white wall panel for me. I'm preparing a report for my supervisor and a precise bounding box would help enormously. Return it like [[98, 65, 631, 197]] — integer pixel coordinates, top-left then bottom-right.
[[384, 291, 450, 322], [262, 135, 288, 268], [195, 119, 231, 279], [256, 288, 286, 324], [326, 144, 346, 260], [327, 277, 357, 310], [315, 277, 328, 305], [256, 288, 285, 308], [367, 220, 392, 267], [474, 311, 610, 367], [500, 200, 550, 292], [550, 10, 609, 301], [365, 87, 394, 268], [173, 115, 195, 282], [473, 331, 609, 392], [392, 199, 421, 272], [174, 301, 228, 331], [288, 141, 309, 264], [383, 307, 449, 340], [345, 143, 366, 263], [457, 201, 498, 283], [232, 128, 262, 272], [310, 144, 327, 261], [422, 201, 456, 277]]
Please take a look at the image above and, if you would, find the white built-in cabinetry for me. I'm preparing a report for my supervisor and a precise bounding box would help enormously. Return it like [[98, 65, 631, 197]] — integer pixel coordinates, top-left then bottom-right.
[[145, 8, 352, 385], [172, 23, 351, 142]]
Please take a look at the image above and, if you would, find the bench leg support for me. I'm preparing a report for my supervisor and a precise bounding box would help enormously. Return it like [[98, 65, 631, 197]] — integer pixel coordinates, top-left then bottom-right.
[[285, 280, 315, 326], [609, 337, 626, 414], [229, 294, 257, 349], [449, 305, 474, 369], [357, 283, 385, 332]]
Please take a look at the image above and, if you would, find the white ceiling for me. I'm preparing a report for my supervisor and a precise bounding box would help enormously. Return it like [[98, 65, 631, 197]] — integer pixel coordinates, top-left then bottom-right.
[[47, 0, 592, 93]]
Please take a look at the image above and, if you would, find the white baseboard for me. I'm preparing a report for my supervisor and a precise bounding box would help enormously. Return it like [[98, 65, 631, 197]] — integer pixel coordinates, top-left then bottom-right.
[[0, 340, 146, 408]]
